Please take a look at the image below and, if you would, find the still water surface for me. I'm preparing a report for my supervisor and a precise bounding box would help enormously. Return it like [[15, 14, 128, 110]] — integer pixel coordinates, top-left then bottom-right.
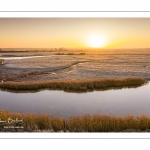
[[0, 82, 150, 118], [0, 55, 67, 60], [0, 56, 46, 60]]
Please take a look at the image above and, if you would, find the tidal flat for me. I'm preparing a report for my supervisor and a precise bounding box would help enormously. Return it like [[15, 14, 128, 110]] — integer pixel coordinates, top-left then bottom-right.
[[1, 49, 150, 82]]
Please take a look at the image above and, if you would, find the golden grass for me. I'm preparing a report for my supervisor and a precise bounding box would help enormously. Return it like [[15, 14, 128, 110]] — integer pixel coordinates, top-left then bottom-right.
[[1, 109, 150, 132], [0, 77, 146, 92], [67, 114, 150, 132]]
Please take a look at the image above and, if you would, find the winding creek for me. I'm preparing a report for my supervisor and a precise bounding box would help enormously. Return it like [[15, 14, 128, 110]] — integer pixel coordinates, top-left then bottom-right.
[[0, 55, 62, 60], [0, 82, 150, 119], [1, 55, 150, 118]]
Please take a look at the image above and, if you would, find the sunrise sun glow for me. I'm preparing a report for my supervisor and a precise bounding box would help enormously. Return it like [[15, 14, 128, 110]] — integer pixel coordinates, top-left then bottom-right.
[[87, 35, 106, 48], [1, 18, 150, 48]]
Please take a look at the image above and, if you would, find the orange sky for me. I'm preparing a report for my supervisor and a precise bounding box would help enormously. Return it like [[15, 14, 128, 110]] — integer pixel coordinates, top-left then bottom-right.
[[1, 18, 150, 49]]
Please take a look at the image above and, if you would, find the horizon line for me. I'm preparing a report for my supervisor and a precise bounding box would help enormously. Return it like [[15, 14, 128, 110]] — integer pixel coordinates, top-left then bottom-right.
[[1, 47, 150, 50]]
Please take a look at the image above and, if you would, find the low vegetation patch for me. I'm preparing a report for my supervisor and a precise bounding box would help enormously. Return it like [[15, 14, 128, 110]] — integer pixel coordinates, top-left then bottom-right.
[[55, 52, 85, 55], [0, 69, 2, 80], [79, 52, 85, 55], [18, 72, 28, 78], [0, 59, 3, 80], [28, 70, 43, 76], [0, 109, 150, 132], [0, 59, 3, 65], [0, 77, 146, 92]]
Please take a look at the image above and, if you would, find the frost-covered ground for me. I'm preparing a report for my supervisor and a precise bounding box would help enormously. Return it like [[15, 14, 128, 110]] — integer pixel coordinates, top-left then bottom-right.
[[1, 49, 150, 81]]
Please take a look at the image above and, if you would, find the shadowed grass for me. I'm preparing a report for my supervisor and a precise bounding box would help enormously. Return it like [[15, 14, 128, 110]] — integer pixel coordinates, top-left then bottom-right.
[[0, 77, 146, 92], [0, 59, 3, 65], [0, 59, 3, 80], [1, 109, 150, 132]]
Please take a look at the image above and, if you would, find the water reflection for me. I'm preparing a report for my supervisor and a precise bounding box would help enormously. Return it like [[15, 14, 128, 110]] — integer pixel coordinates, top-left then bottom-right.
[[0, 82, 150, 118], [0, 56, 46, 60], [0, 55, 67, 60]]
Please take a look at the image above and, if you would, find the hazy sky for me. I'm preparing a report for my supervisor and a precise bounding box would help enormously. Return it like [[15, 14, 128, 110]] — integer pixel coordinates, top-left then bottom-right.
[[1, 18, 150, 49]]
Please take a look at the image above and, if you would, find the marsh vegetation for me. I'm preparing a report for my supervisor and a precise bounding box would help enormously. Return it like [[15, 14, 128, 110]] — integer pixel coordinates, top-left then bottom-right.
[[1, 109, 150, 132], [0, 77, 146, 92]]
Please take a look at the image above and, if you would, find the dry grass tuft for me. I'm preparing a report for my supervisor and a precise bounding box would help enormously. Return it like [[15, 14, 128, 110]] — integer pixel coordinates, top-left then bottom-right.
[[18, 72, 28, 78], [28, 71, 39, 75]]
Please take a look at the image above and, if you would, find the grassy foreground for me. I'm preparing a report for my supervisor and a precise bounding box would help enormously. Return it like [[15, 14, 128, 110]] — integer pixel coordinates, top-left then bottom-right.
[[0, 77, 146, 92], [0, 109, 150, 132]]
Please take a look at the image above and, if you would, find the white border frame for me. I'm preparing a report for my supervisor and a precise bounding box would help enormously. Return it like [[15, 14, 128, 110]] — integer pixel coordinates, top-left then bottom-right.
[[1, 12, 150, 18]]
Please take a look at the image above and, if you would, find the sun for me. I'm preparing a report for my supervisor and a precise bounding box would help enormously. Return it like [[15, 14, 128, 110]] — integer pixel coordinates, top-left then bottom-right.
[[87, 35, 106, 48]]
